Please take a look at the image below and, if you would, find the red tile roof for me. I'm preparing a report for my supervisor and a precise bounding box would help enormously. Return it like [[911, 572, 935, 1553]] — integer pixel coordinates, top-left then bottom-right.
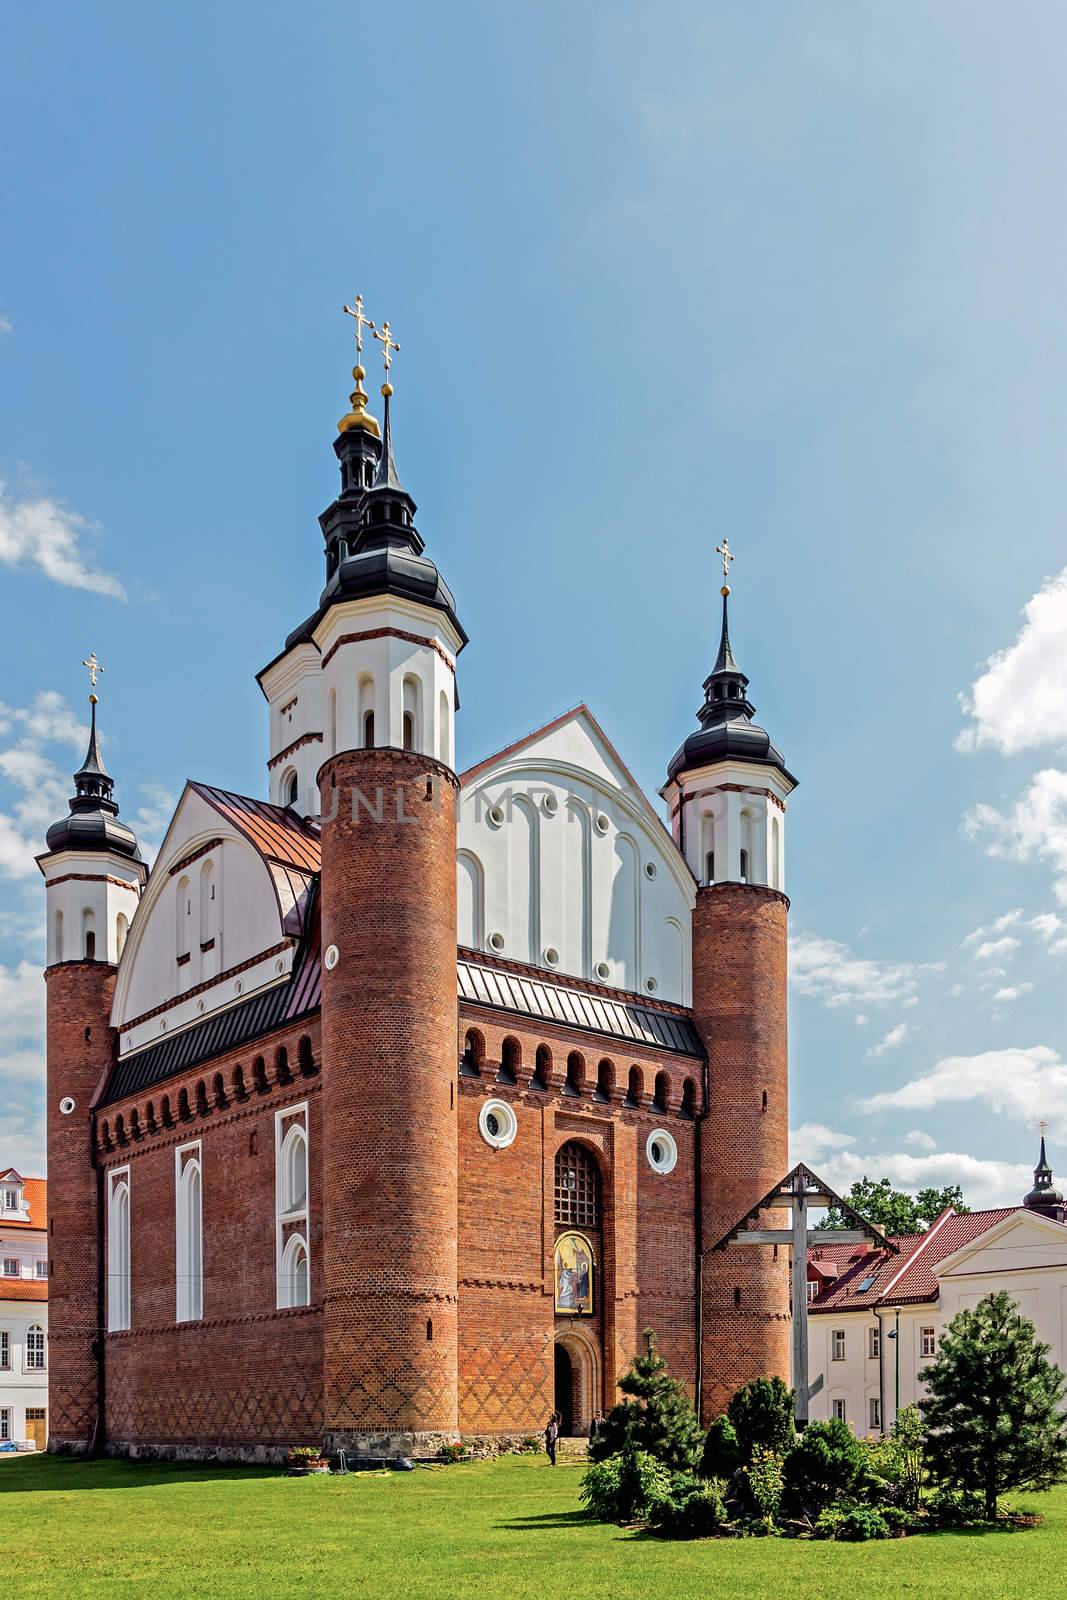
[[808, 1207, 1027, 1311], [0, 1177, 47, 1231], [0, 1279, 47, 1302]]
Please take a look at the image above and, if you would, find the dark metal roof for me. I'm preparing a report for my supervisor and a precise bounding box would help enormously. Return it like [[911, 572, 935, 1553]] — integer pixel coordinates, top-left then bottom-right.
[[458, 959, 702, 1057]]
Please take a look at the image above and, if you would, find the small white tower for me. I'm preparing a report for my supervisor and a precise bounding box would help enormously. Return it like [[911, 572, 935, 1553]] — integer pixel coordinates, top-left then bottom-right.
[[36, 676, 146, 966], [660, 557, 797, 891]]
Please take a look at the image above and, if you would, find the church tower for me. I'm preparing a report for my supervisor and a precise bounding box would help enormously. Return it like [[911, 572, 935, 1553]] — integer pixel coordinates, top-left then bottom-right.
[[37, 676, 145, 1450], [661, 547, 797, 1422], [263, 313, 467, 1454]]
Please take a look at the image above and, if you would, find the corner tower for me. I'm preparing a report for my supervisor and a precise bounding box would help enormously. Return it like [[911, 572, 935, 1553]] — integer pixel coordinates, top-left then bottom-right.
[[661, 547, 797, 1421], [37, 676, 145, 1450], [288, 320, 466, 1455]]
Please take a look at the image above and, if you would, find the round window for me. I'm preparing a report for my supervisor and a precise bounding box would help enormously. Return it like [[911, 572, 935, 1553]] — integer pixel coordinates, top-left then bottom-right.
[[543, 946, 560, 967], [324, 944, 340, 971], [594, 812, 610, 835], [487, 804, 505, 828], [645, 977, 658, 994], [487, 930, 506, 953], [595, 961, 610, 982], [541, 793, 559, 816], [59, 1096, 76, 1116], [646, 1128, 678, 1175], [644, 861, 657, 880], [479, 1098, 518, 1150]]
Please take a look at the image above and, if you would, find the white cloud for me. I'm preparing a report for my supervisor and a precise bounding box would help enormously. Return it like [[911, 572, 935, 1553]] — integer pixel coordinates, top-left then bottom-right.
[[791, 931, 939, 1011], [963, 909, 1023, 945], [861, 1045, 1067, 1138], [1030, 912, 1064, 942], [972, 935, 1020, 963], [0, 479, 126, 599], [0, 313, 11, 337], [965, 768, 1067, 904], [993, 984, 1034, 1002], [792, 1119, 1033, 1209], [867, 1022, 909, 1058], [905, 1129, 937, 1151], [958, 565, 1067, 755], [789, 1122, 857, 1164]]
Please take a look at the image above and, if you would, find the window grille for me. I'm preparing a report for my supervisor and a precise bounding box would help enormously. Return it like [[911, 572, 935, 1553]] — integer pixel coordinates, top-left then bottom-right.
[[869, 1397, 881, 1430], [554, 1142, 600, 1229], [868, 1326, 880, 1359], [832, 1398, 846, 1422], [921, 1327, 937, 1358]]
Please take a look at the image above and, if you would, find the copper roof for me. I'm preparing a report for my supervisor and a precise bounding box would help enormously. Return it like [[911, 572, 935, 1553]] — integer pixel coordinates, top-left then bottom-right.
[[190, 784, 321, 873]]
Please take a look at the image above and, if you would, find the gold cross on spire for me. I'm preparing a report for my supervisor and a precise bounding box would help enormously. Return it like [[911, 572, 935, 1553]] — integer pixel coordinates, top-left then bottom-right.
[[715, 537, 735, 584], [372, 319, 400, 374], [82, 651, 103, 691], [342, 294, 373, 358], [1041, 1119, 1048, 1138]]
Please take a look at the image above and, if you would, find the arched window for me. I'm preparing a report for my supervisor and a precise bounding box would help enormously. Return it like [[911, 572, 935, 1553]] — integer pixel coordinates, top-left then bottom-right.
[[498, 1037, 520, 1085], [25, 1323, 46, 1371], [161, 1095, 173, 1128], [532, 1044, 551, 1091], [178, 1088, 191, 1121], [54, 909, 64, 964], [298, 1036, 315, 1075], [770, 815, 781, 892], [653, 1072, 669, 1112], [279, 1233, 309, 1308], [595, 1059, 614, 1103], [739, 849, 749, 884], [275, 1045, 291, 1084], [130, 1108, 141, 1140], [253, 1056, 268, 1093], [195, 1080, 209, 1116], [146, 1101, 157, 1134], [82, 907, 96, 961], [280, 1125, 308, 1214], [283, 770, 299, 809], [232, 1065, 247, 1101], [358, 675, 375, 748], [705, 851, 715, 885], [554, 1142, 601, 1229], [116, 912, 129, 959], [176, 876, 190, 956], [176, 1154, 203, 1322], [107, 1177, 130, 1331], [681, 1078, 697, 1119], [438, 689, 449, 765], [564, 1052, 585, 1098], [115, 1114, 127, 1146], [402, 675, 421, 754], [460, 1029, 483, 1078], [739, 808, 754, 885], [328, 688, 337, 757], [213, 1073, 227, 1109], [626, 1065, 643, 1107]]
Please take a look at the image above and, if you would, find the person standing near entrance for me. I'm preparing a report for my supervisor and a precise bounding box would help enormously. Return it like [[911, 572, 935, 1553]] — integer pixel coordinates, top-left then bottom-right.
[[545, 1410, 561, 1466]]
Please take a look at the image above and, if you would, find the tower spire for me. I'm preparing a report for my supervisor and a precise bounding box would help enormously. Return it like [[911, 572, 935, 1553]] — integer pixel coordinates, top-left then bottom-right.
[[42, 663, 141, 861], [1024, 1124, 1065, 1220]]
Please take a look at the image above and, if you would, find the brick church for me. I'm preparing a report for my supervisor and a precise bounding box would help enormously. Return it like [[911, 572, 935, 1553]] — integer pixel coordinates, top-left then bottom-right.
[[40, 321, 797, 1460]]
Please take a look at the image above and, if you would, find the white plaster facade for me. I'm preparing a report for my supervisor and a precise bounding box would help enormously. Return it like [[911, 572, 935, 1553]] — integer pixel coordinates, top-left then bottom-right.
[[808, 1209, 1067, 1437], [0, 1174, 48, 1450], [661, 759, 793, 892], [41, 847, 144, 969]]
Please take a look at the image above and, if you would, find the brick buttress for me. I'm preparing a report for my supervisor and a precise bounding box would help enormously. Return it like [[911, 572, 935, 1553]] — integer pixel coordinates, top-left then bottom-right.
[[317, 747, 460, 1454], [692, 883, 791, 1422]]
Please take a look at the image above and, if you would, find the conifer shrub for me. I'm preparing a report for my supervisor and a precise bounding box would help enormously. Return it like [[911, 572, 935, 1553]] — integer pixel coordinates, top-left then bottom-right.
[[700, 1415, 741, 1481], [781, 1418, 868, 1514], [726, 1376, 796, 1464], [579, 1443, 671, 1523], [588, 1329, 703, 1471]]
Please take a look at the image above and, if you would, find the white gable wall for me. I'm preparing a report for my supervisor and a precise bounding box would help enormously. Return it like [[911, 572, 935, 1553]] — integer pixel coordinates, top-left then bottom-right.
[[458, 711, 694, 1004]]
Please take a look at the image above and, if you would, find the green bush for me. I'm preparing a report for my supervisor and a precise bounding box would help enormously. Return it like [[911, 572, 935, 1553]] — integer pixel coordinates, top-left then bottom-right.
[[727, 1377, 796, 1465], [579, 1447, 671, 1523], [744, 1446, 784, 1521], [648, 1475, 727, 1539], [837, 1505, 890, 1541], [782, 1419, 867, 1513], [437, 1442, 472, 1464], [925, 1485, 987, 1526], [590, 1331, 703, 1471], [700, 1416, 741, 1481]]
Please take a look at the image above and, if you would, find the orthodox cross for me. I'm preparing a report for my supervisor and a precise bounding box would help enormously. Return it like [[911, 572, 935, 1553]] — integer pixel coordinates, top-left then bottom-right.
[[715, 537, 735, 584], [342, 294, 373, 358], [1041, 1119, 1048, 1138], [372, 320, 400, 373], [82, 652, 103, 691]]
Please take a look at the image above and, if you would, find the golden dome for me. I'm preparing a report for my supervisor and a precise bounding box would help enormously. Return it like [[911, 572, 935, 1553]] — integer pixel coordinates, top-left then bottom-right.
[[337, 365, 381, 438]]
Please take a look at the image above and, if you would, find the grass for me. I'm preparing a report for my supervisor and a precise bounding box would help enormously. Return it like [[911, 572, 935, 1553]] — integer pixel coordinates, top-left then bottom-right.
[[2, 1452, 1063, 1600]]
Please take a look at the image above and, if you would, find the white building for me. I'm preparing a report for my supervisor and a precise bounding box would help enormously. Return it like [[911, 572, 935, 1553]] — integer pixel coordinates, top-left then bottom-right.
[[806, 1139, 1067, 1437], [0, 1169, 48, 1451]]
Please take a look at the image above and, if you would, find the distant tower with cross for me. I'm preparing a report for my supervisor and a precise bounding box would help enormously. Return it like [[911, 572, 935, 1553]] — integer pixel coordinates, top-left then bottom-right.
[[37, 665, 146, 1450], [660, 540, 798, 1421]]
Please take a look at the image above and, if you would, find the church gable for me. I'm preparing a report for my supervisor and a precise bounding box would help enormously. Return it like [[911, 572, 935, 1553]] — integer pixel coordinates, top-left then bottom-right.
[[112, 784, 319, 1050], [457, 706, 694, 1004]]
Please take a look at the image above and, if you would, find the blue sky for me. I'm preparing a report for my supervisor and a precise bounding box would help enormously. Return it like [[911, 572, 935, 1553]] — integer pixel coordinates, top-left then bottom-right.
[[3, 2, 1067, 1203]]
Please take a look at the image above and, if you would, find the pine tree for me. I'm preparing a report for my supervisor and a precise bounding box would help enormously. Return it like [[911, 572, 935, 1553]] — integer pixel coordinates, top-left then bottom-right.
[[921, 1290, 1067, 1520], [726, 1375, 795, 1463], [588, 1328, 703, 1471]]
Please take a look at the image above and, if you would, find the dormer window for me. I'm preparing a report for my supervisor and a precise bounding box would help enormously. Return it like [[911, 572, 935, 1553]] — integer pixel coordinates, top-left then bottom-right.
[[1, 1184, 21, 1213]]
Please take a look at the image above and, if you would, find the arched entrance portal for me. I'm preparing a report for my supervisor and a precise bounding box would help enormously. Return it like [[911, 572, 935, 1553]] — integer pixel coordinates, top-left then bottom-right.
[[553, 1328, 599, 1437]]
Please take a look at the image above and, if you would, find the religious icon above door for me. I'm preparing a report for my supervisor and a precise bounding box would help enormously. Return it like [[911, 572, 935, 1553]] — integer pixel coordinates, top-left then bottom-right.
[[554, 1231, 595, 1315]]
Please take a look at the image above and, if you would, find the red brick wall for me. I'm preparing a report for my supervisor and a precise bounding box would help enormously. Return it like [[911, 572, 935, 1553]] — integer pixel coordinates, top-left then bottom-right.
[[691, 884, 791, 1421], [98, 1023, 325, 1448], [46, 960, 116, 1450], [318, 749, 459, 1440], [454, 1016, 701, 1434]]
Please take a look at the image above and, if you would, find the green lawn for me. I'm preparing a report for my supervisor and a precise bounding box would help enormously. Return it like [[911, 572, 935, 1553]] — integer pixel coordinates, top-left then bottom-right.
[[2, 1452, 1062, 1600]]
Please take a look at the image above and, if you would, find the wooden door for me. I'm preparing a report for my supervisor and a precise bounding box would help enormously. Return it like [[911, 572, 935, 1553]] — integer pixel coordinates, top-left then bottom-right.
[[25, 1408, 46, 1451]]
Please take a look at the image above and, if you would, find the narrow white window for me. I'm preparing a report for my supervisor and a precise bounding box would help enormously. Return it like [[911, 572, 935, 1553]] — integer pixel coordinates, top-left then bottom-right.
[[402, 674, 421, 754], [869, 1397, 881, 1431], [0, 1410, 9, 1441], [832, 1397, 847, 1423], [831, 1329, 846, 1361], [806, 1278, 818, 1303], [275, 1106, 310, 1309], [920, 1326, 937, 1358], [868, 1325, 880, 1359], [0, 1331, 9, 1370], [82, 907, 96, 961], [176, 876, 190, 959], [107, 1170, 131, 1331], [175, 1144, 203, 1323], [25, 1323, 46, 1371], [116, 912, 129, 960]]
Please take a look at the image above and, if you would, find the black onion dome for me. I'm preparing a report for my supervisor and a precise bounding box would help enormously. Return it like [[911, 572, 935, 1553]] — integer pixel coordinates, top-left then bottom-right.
[[44, 699, 142, 861], [1024, 1135, 1064, 1210], [666, 588, 796, 787]]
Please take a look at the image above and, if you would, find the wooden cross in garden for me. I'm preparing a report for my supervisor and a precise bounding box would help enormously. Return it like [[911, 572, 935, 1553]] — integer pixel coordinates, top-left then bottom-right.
[[708, 1162, 897, 1427]]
